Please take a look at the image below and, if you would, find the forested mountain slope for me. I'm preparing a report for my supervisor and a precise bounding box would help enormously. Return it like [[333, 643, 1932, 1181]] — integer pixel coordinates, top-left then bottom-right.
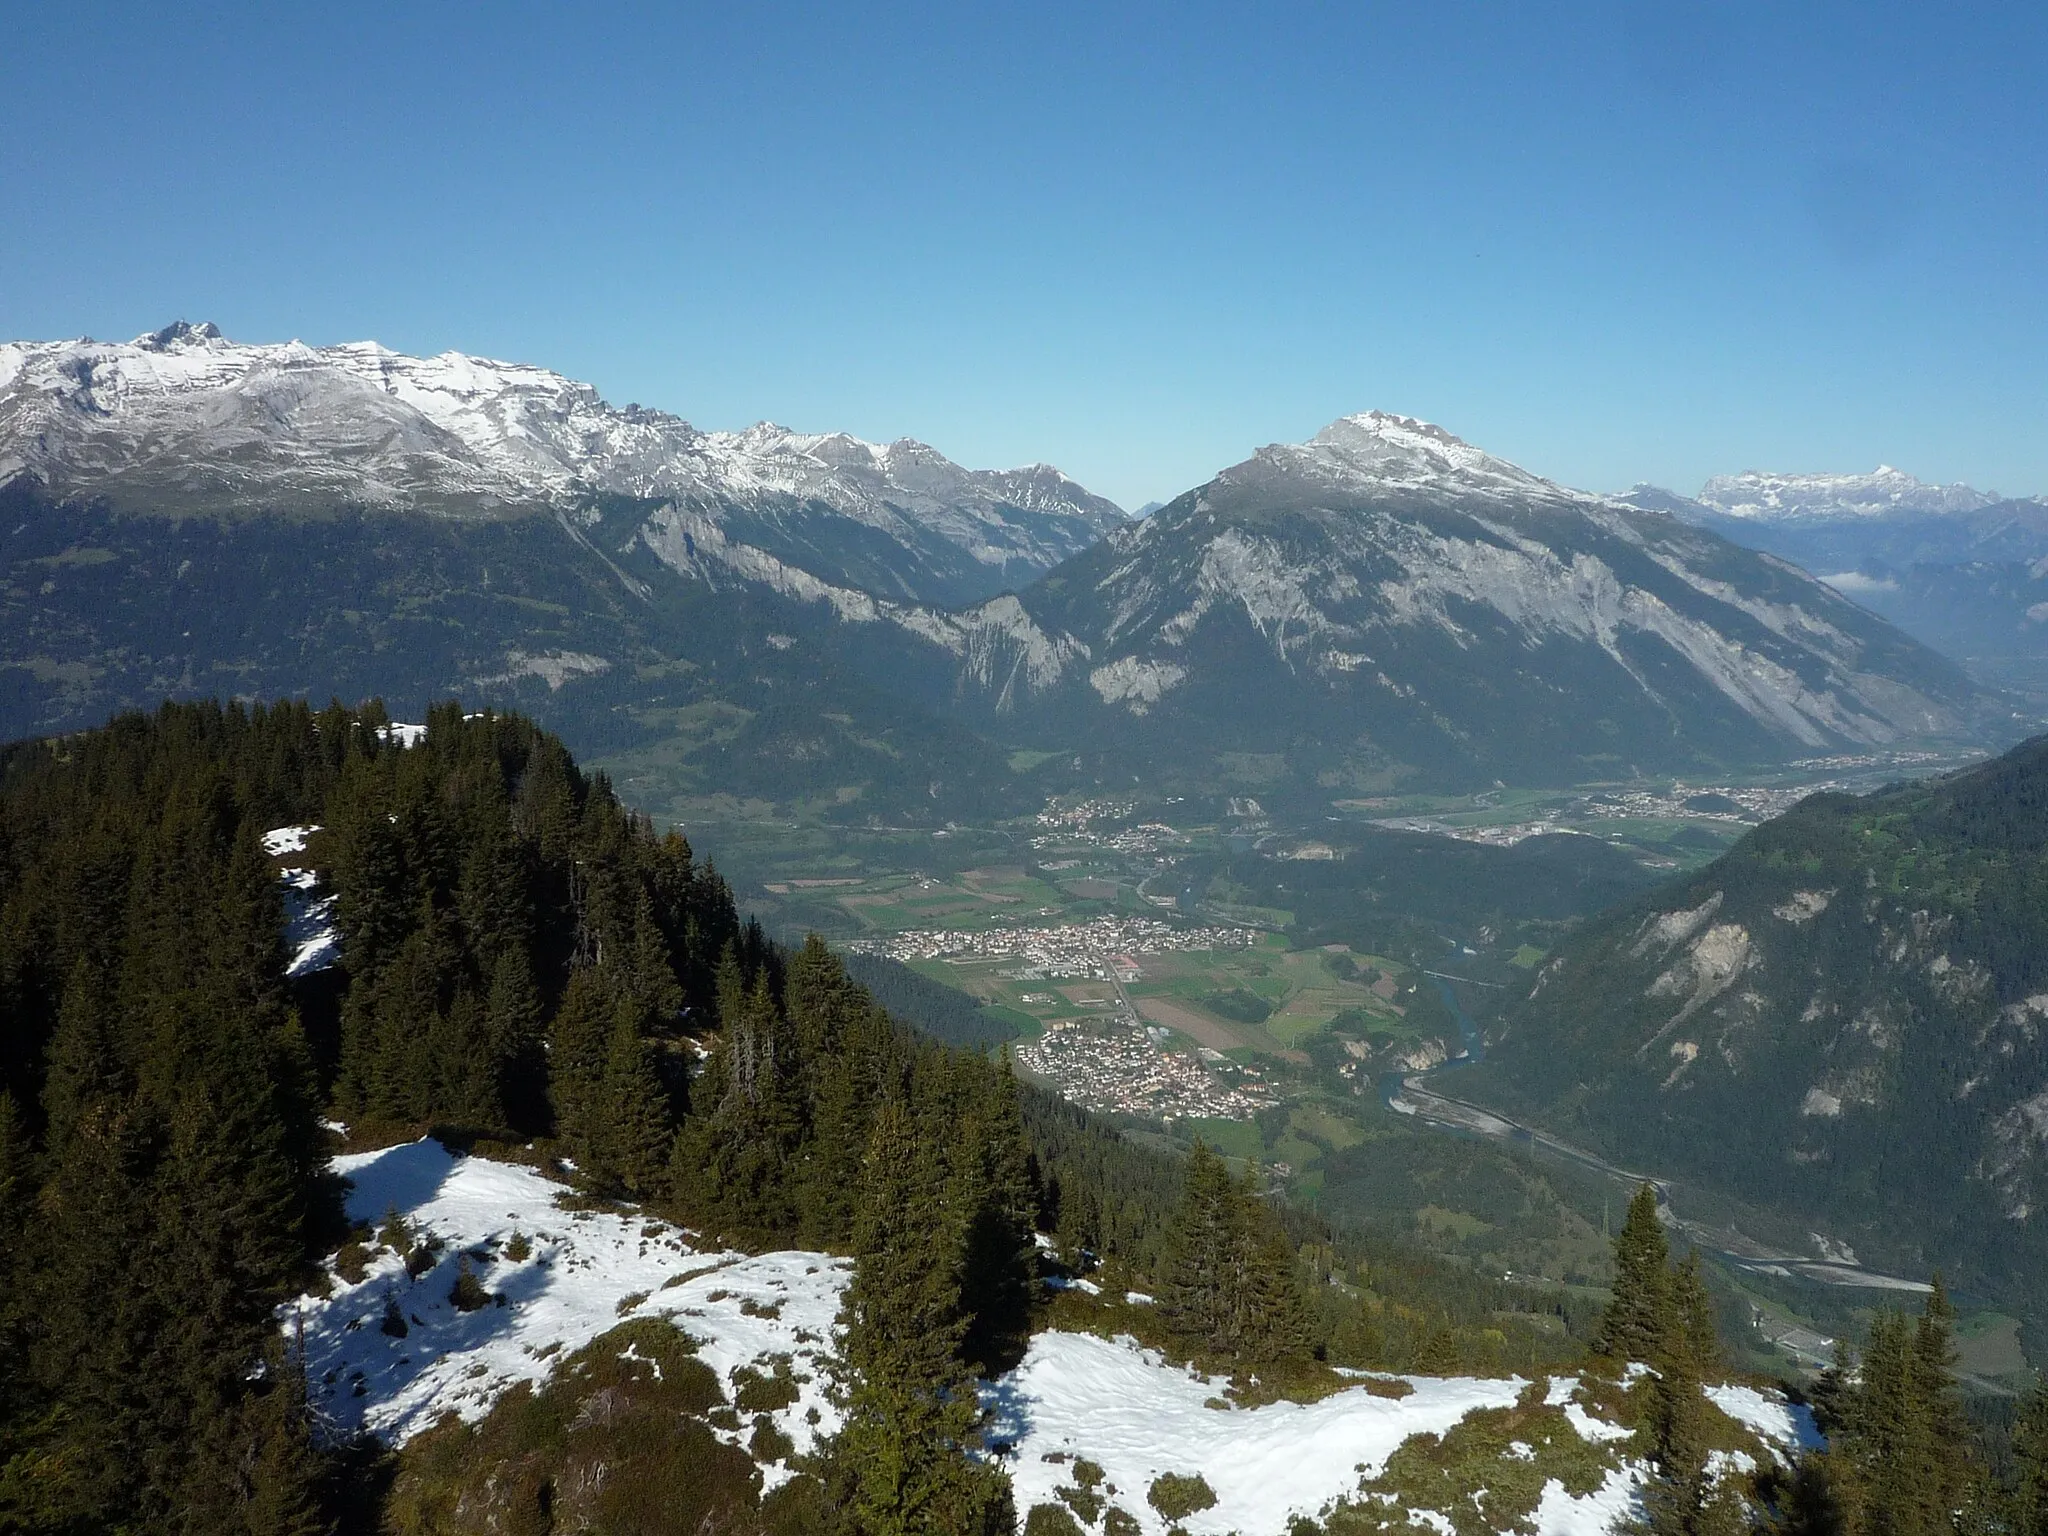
[[0, 700, 1608, 1532], [1474, 734, 2048, 1315], [0, 699, 1047, 1527]]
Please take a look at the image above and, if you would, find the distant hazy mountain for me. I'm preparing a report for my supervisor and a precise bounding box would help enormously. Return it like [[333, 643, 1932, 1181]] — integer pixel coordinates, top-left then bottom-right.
[[1696, 466, 2000, 523], [873, 413, 1989, 792], [1618, 477, 2048, 692], [1473, 732, 2048, 1313], [0, 321, 1125, 605]]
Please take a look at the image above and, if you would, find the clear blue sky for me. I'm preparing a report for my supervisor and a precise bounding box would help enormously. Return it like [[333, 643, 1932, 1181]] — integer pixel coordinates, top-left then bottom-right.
[[4, 2, 2044, 509]]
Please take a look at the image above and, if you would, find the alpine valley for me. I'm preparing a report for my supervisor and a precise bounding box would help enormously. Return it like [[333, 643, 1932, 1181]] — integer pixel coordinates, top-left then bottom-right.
[[0, 324, 2004, 822], [6, 322, 2048, 1536]]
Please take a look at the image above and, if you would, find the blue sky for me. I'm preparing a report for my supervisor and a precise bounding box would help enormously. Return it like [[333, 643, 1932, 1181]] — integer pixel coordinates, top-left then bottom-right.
[[3, 2, 2043, 509]]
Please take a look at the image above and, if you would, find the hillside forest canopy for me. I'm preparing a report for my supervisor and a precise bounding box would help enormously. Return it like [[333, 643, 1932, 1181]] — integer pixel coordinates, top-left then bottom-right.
[[0, 699, 1617, 1533]]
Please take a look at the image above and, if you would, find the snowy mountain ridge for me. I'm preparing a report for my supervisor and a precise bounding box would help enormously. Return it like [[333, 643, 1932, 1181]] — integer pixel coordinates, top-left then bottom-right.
[[0, 320, 1125, 583], [1236, 410, 1583, 508], [895, 414, 1985, 777], [1696, 466, 2003, 522]]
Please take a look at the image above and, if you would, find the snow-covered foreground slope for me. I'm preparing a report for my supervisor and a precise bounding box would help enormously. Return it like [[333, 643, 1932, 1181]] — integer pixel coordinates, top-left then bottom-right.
[[291, 1140, 849, 1485], [295, 1144, 1815, 1535], [991, 1332, 1644, 1536]]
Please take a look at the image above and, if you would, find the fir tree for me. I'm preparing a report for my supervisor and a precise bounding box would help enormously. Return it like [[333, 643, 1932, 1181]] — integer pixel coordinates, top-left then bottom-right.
[[1159, 1141, 1240, 1355], [42, 957, 122, 1148], [833, 1101, 1010, 1536], [547, 966, 616, 1149], [1599, 1184, 1672, 1363], [1672, 1250, 1720, 1378], [1157, 1143, 1310, 1368], [484, 946, 547, 1133], [677, 966, 804, 1237], [2014, 1374, 2048, 1536], [1771, 1454, 1853, 1536], [1241, 1224, 1313, 1367], [1911, 1276, 1972, 1531], [590, 1004, 675, 1198], [954, 1057, 1039, 1375]]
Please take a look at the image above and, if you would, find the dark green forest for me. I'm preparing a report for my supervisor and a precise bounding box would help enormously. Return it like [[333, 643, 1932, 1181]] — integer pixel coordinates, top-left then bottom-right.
[[1476, 734, 2048, 1322], [0, 701, 1601, 1534]]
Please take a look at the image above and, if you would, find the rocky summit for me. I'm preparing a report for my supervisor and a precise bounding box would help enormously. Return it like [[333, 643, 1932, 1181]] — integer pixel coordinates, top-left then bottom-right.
[[0, 321, 1126, 606], [864, 412, 1989, 790]]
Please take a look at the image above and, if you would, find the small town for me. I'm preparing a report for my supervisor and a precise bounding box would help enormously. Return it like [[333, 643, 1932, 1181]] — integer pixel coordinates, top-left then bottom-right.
[[844, 914, 1259, 979], [1016, 1019, 1279, 1122]]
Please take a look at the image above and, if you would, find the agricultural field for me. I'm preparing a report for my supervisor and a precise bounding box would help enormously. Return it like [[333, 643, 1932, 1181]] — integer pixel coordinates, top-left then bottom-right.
[[896, 929, 1427, 1062]]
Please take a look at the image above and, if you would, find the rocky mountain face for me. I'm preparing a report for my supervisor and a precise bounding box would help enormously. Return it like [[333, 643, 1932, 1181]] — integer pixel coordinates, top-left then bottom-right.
[[0, 321, 1125, 605], [1619, 480, 2048, 693], [876, 414, 1989, 792], [0, 337, 2007, 813], [1470, 734, 2048, 1314]]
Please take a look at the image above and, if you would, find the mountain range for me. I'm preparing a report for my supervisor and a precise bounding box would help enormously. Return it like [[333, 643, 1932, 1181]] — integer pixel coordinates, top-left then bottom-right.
[[0, 321, 1125, 606], [0, 323, 2011, 814], [1618, 472, 2048, 692]]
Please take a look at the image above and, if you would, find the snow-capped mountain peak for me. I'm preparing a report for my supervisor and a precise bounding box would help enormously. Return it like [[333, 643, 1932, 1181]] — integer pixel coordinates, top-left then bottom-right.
[[1697, 465, 2000, 522], [1235, 411, 1572, 505], [137, 319, 224, 350], [0, 324, 1126, 599]]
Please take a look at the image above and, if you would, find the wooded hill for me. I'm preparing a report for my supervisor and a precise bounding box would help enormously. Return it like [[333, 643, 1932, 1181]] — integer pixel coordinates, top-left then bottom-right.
[[0, 701, 1593, 1533], [1473, 734, 2048, 1327]]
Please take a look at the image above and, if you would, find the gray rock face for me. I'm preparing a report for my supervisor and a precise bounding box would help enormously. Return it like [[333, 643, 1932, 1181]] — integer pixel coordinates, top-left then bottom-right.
[[0, 322, 1125, 604], [916, 413, 1988, 781]]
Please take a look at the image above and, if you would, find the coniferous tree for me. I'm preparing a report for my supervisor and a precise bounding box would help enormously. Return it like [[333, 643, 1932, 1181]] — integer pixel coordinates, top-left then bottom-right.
[[1911, 1277, 1972, 1532], [1826, 1285, 1976, 1536], [1772, 1453, 1854, 1536], [1157, 1142, 1309, 1369], [2014, 1375, 2048, 1536], [548, 966, 617, 1153], [1160, 1141, 1240, 1354], [1242, 1223, 1313, 1366], [484, 946, 547, 1132], [0, 1090, 31, 1448], [834, 1100, 1011, 1536], [590, 1004, 675, 1197], [1672, 1250, 1720, 1378], [677, 963, 804, 1237], [41, 956, 122, 1148], [1599, 1184, 1671, 1363], [954, 1056, 1039, 1375]]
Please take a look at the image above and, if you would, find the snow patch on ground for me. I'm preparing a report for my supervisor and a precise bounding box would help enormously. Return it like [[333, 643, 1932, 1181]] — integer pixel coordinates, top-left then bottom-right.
[[1533, 1465, 1641, 1536], [291, 1140, 848, 1486], [262, 824, 318, 857], [281, 867, 340, 977], [985, 1330, 1537, 1536], [1706, 1383, 1825, 1453], [1562, 1398, 1635, 1445], [294, 1148, 1670, 1530], [266, 825, 339, 977]]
